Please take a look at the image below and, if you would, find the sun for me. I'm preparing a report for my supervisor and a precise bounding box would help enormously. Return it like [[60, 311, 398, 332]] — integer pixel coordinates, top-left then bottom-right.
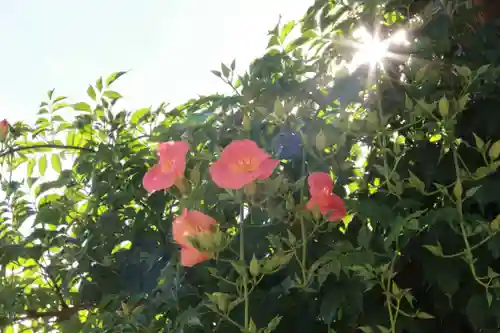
[[349, 26, 409, 70]]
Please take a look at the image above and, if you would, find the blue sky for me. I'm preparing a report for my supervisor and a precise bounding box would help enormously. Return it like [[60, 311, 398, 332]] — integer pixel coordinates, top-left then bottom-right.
[[0, 0, 310, 121]]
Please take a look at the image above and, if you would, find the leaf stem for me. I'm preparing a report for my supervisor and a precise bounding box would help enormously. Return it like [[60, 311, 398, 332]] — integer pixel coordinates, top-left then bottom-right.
[[239, 202, 249, 331]]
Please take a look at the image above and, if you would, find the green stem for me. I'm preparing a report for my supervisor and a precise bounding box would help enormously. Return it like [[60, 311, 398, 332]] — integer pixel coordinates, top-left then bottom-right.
[[299, 132, 308, 286], [385, 256, 398, 333], [300, 218, 307, 286], [441, 233, 496, 258], [452, 146, 490, 289], [239, 202, 249, 330], [0, 143, 93, 158]]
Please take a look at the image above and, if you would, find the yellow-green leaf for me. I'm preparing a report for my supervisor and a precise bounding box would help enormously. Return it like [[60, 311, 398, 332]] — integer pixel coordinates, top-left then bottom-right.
[[488, 140, 500, 160], [249, 255, 260, 277], [51, 154, 62, 173], [315, 130, 327, 151], [438, 96, 449, 117], [38, 155, 47, 176]]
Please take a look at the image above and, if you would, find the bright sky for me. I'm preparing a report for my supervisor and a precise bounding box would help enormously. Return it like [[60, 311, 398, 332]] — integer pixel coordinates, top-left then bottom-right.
[[0, 0, 310, 122]]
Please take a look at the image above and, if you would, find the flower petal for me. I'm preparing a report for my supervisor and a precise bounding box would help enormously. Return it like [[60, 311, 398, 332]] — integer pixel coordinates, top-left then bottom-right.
[[187, 210, 217, 230], [306, 193, 346, 222], [308, 172, 333, 196], [158, 141, 189, 176], [218, 139, 270, 165], [180, 247, 210, 267], [256, 158, 280, 180], [158, 141, 189, 158], [172, 209, 217, 246], [209, 161, 255, 189], [143, 164, 176, 192], [325, 195, 347, 222]]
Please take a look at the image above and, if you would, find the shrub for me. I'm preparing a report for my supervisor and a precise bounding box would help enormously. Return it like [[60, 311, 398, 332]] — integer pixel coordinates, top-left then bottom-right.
[[2, 1, 500, 332]]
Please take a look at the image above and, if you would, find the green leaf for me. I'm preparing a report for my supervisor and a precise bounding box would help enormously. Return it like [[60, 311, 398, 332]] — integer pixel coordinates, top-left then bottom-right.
[[438, 96, 449, 117], [415, 311, 434, 319], [473, 133, 484, 150], [105, 71, 128, 87], [458, 94, 470, 111], [249, 255, 260, 277], [280, 21, 296, 43], [454, 65, 471, 79], [408, 171, 426, 193], [415, 65, 427, 82], [52, 103, 69, 111], [490, 215, 500, 231], [287, 229, 296, 245], [221, 63, 230, 78], [25, 159, 35, 178], [73, 102, 92, 112], [357, 225, 372, 248], [96, 77, 103, 92], [103, 91, 122, 100], [47, 89, 55, 100], [51, 154, 62, 173], [423, 244, 443, 257], [315, 130, 327, 151], [189, 163, 201, 186], [130, 107, 151, 125], [488, 140, 500, 160], [477, 64, 490, 76], [87, 85, 97, 101], [211, 70, 222, 78], [465, 185, 481, 199], [285, 35, 312, 52], [66, 131, 75, 146], [231, 260, 248, 277], [264, 316, 282, 333], [38, 155, 47, 176]]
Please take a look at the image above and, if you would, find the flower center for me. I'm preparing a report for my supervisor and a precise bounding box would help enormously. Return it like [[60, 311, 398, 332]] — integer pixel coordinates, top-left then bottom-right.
[[230, 158, 259, 173], [161, 159, 174, 173]]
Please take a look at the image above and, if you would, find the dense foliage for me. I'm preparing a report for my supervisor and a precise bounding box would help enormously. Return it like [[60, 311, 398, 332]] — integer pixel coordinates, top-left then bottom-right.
[[2, 0, 500, 332]]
